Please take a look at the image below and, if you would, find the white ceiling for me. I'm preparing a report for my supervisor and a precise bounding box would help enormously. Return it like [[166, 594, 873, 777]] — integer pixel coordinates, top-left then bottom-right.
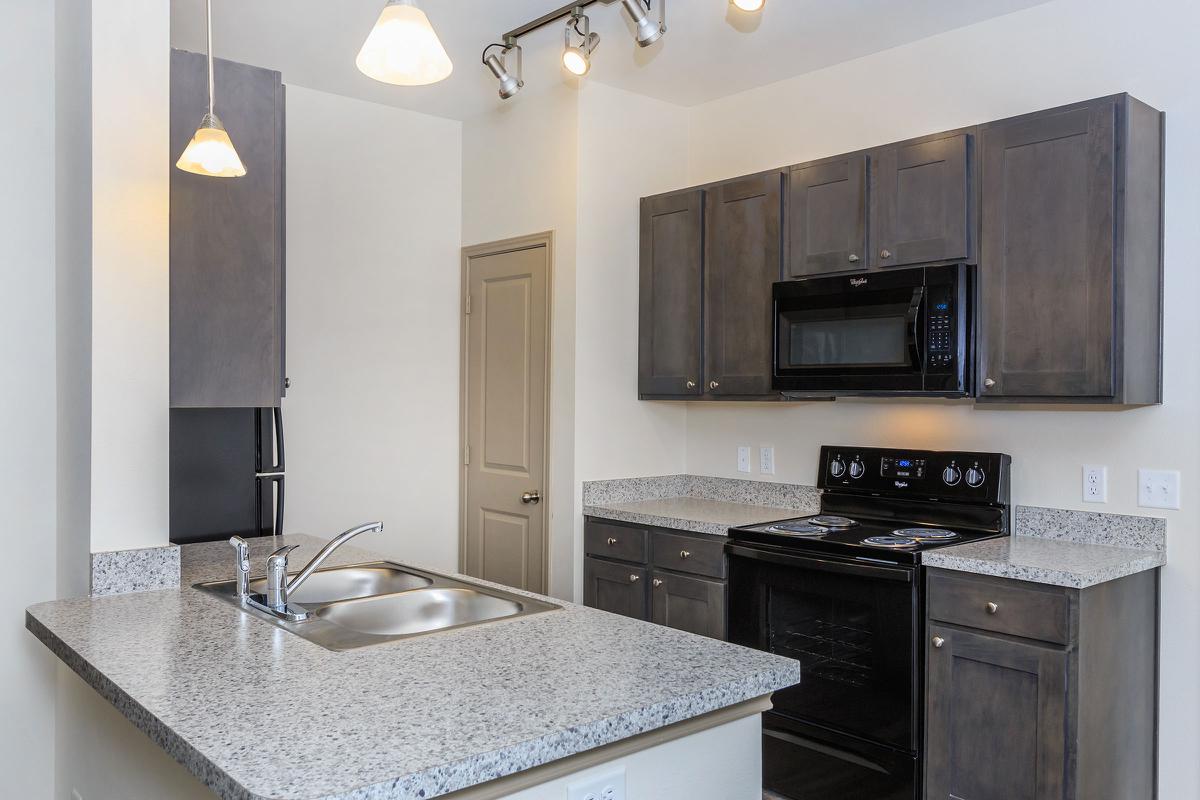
[[171, 0, 1051, 121]]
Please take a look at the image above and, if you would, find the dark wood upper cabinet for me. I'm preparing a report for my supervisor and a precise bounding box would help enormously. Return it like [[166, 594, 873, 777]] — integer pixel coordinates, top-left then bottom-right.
[[787, 155, 868, 277], [871, 133, 971, 268], [704, 171, 783, 396], [978, 95, 1163, 403], [638, 190, 704, 398], [170, 49, 286, 408]]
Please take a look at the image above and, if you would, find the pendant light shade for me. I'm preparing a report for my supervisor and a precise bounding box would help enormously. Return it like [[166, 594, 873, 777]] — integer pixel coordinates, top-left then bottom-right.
[[357, 0, 453, 86], [176, 0, 246, 178]]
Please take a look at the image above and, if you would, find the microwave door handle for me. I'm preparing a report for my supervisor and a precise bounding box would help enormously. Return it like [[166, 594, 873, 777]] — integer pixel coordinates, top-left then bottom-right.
[[907, 287, 926, 371]]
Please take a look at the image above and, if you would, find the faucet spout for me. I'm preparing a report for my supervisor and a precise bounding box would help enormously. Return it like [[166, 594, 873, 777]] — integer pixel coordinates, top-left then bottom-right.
[[285, 521, 385, 598]]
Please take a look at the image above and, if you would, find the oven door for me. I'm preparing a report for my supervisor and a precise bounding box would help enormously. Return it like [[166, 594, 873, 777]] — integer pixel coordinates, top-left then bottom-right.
[[726, 542, 918, 751], [773, 274, 926, 394]]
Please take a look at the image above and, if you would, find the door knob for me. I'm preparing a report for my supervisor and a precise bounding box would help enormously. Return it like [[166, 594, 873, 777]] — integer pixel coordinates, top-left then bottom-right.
[[520, 490, 541, 505], [932, 636, 945, 649]]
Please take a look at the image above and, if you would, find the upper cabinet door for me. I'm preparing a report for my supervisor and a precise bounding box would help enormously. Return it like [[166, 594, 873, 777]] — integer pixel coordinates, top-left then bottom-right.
[[704, 172, 783, 396], [978, 101, 1117, 399], [872, 134, 971, 268], [787, 155, 868, 277], [638, 190, 705, 397], [170, 50, 286, 408]]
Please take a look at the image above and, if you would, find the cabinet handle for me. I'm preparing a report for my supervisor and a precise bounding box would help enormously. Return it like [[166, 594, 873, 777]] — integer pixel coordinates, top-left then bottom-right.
[[984, 378, 996, 388], [709, 380, 720, 390], [686, 380, 696, 389], [607, 537, 618, 546], [629, 574, 640, 583], [653, 579, 664, 588], [679, 550, 691, 560], [932, 636, 945, 649], [848, 254, 859, 263], [880, 249, 892, 260], [986, 602, 999, 615]]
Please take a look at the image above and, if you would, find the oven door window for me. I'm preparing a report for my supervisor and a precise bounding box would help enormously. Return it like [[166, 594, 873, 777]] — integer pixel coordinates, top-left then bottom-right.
[[728, 551, 917, 751]]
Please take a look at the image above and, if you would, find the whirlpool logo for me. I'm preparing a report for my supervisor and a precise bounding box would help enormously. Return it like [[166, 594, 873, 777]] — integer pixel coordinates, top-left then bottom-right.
[[850, 277, 868, 288], [894, 480, 909, 488]]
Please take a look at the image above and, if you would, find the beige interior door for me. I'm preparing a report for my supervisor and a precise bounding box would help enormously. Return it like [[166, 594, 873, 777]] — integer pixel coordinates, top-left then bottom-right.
[[461, 235, 551, 593]]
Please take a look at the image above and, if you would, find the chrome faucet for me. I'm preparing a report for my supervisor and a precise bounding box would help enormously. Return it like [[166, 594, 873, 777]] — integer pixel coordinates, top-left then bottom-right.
[[229, 522, 385, 623]]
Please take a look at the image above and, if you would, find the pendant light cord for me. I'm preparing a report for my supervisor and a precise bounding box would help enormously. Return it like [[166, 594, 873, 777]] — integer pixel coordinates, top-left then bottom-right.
[[206, 0, 215, 116]]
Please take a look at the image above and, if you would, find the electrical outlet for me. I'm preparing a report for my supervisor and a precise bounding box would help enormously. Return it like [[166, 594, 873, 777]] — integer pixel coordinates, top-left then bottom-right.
[[1139, 469, 1181, 510], [1082, 465, 1107, 503], [760, 446, 775, 475], [737, 446, 752, 473], [567, 767, 626, 800]]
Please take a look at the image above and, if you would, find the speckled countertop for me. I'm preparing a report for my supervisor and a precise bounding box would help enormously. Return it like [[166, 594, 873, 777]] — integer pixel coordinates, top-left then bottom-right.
[[26, 535, 801, 800], [584, 496, 806, 536]]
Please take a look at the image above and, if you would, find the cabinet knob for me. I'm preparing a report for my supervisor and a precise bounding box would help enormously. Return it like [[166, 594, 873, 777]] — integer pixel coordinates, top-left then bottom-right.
[[932, 636, 945, 649], [984, 378, 996, 388], [686, 380, 696, 389], [629, 574, 640, 583], [880, 249, 892, 260], [709, 380, 720, 390], [679, 550, 691, 560], [652, 578, 664, 588], [607, 537, 618, 546], [986, 602, 999, 615], [848, 254, 859, 263]]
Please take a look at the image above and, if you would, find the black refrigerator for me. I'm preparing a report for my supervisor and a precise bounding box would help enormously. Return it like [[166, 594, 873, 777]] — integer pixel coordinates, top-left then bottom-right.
[[169, 408, 284, 545]]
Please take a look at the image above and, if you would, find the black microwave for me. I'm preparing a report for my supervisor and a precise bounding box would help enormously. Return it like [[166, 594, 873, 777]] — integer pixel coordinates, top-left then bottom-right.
[[772, 263, 973, 397]]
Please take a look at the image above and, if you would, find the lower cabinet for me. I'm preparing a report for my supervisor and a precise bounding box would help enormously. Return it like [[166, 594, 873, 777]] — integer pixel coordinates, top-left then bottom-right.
[[924, 568, 1158, 800], [583, 518, 727, 640]]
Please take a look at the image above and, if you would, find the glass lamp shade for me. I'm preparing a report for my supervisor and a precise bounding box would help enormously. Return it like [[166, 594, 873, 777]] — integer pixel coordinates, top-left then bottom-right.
[[356, 0, 453, 86], [175, 114, 246, 178], [731, 0, 766, 10]]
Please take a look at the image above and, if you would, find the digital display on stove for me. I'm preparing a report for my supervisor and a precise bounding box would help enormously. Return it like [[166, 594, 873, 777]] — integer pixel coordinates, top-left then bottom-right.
[[881, 456, 926, 479]]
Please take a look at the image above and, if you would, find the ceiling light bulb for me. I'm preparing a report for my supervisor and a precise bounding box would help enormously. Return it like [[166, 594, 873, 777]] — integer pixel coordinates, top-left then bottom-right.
[[177, 113, 247, 177], [562, 46, 591, 76], [356, 0, 453, 86], [562, 13, 599, 78], [620, 0, 664, 47], [484, 52, 523, 100], [730, 0, 766, 11]]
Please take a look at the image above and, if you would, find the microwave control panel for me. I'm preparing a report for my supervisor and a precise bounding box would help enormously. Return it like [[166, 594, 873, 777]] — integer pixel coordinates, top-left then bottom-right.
[[925, 283, 957, 371]]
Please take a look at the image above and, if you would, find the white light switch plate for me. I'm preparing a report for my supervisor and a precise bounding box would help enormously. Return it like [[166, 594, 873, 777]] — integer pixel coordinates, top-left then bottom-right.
[[760, 446, 776, 475], [737, 446, 752, 473], [1082, 465, 1107, 503], [568, 767, 626, 800], [1139, 469, 1181, 510]]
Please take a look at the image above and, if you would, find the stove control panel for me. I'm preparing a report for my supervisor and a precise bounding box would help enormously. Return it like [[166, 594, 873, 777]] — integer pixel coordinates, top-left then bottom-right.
[[819, 445, 1011, 504]]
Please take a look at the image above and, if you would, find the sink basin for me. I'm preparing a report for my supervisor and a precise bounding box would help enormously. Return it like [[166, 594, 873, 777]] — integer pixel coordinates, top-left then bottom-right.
[[195, 560, 560, 651], [317, 588, 523, 636], [247, 566, 431, 605]]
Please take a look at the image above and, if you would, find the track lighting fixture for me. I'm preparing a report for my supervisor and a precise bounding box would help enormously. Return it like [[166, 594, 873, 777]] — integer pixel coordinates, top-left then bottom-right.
[[620, 0, 665, 47], [482, 41, 524, 100], [730, 0, 766, 11], [562, 11, 599, 77]]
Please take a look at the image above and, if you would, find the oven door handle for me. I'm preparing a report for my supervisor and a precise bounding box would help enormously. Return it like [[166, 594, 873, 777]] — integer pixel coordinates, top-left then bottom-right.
[[726, 544, 914, 583]]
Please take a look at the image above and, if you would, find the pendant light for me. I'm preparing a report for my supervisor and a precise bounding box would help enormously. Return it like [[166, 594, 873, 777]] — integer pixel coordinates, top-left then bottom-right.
[[730, 0, 766, 11], [176, 0, 246, 178], [357, 0, 453, 86]]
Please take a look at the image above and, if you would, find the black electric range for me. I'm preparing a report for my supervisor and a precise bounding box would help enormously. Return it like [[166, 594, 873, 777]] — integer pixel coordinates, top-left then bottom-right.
[[727, 445, 1012, 800]]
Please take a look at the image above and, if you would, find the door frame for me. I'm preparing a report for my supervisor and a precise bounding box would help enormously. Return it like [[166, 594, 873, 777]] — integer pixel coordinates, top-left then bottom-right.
[[458, 231, 554, 590]]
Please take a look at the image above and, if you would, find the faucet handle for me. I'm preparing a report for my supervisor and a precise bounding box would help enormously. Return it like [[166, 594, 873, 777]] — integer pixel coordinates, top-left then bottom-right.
[[265, 545, 300, 612], [267, 544, 299, 570]]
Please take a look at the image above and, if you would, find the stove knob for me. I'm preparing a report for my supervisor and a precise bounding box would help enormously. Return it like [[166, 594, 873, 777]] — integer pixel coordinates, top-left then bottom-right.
[[848, 459, 865, 479], [965, 465, 986, 488], [829, 458, 847, 478], [942, 465, 962, 486]]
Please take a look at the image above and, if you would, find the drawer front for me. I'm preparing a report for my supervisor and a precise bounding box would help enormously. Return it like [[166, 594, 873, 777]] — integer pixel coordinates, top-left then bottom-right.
[[927, 571, 1070, 645], [585, 520, 648, 563], [651, 530, 727, 579]]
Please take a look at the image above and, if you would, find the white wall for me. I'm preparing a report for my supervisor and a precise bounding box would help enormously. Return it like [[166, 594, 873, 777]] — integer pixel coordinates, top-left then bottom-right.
[[462, 86, 580, 599], [1, 2, 60, 796], [284, 85, 463, 572], [675, 0, 1199, 794]]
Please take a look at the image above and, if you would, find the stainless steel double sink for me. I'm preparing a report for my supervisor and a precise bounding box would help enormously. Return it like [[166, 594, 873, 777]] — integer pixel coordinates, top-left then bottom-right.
[[195, 562, 560, 651]]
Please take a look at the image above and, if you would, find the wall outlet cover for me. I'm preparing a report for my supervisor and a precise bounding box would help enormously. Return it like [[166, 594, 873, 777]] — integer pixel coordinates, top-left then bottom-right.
[[567, 767, 626, 800], [760, 446, 775, 475], [1138, 468, 1181, 510], [1083, 465, 1107, 503], [737, 446, 752, 474]]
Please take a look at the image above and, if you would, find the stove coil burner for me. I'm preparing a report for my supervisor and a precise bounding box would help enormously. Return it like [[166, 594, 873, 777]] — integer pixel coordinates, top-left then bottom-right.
[[861, 535, 920, 549], [808, 515, 858, 528], [893, 527, 960, 541], [766, 522, 829, 537]]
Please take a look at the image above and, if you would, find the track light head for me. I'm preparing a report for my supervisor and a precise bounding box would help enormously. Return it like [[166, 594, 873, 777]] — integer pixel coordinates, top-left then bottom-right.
[[483, 43, 523, 99], [562, 12, 599, 76], [621, 0, 664, 47]]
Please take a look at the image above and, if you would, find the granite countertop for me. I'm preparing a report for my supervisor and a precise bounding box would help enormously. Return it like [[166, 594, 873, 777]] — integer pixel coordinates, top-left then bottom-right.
[[27, 535, 801, 800], [922, 535, 1166, 589], [583, 496, 803, 536]]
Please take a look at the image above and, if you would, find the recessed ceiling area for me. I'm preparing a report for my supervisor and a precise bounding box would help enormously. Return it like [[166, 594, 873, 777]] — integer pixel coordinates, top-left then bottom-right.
[[171, 0, 1051, 121]]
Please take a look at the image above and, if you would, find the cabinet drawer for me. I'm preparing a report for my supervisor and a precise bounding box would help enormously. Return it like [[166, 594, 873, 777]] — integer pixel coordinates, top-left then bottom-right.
[[651, 531, 726, 579], [585, 520, 648, 563], [928, 571, 1070, 645]]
